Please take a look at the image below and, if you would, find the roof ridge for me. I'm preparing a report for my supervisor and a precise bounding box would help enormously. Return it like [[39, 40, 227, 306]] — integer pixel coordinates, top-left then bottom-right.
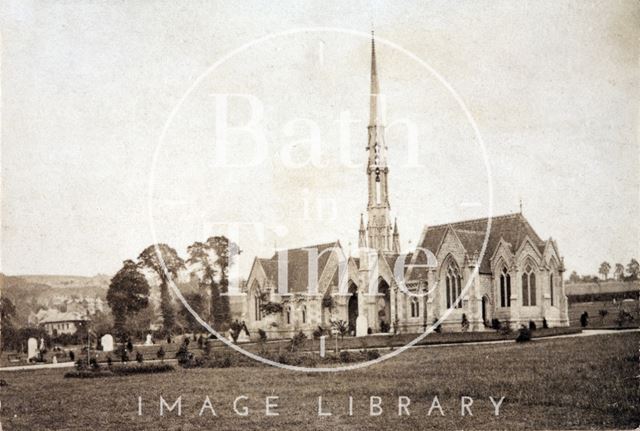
[[425, 212, 521, 230], [268, 240, 341, 259]]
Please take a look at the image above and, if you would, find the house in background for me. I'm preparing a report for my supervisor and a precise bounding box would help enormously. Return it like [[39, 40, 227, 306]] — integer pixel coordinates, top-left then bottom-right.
[[38, 310, 88, 336]]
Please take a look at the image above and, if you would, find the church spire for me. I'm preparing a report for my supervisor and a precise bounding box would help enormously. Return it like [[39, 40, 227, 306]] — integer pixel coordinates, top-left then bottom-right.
[[364, 31, 394, 252], [369, 31, 380, 127]]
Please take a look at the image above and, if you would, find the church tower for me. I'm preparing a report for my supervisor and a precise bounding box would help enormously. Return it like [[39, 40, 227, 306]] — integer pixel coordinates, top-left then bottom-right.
[[363, 32, 398, 252]]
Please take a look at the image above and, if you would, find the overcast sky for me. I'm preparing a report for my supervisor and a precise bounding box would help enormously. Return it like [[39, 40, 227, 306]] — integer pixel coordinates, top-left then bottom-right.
[[1, 0, 638, 278]]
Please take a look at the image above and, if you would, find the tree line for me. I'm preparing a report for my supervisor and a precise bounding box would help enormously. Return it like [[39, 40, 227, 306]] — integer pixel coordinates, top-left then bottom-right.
[[569, 258, 639, 283], [107, 236, 239, 340]]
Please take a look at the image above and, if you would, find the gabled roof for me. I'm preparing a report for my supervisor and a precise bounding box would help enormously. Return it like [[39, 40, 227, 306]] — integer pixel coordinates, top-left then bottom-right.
[[416, 213, 545, 274], [39, 310, 87, 324], [255, 241, 342, 293]]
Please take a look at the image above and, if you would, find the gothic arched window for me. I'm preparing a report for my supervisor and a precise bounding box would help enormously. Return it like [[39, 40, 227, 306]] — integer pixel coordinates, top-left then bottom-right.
[[410, 297, 420, 318], [500, 267, 511, 307], [549, 273, 554, 307], [445, 261, 463, 309], [286, 306, 291, 324], [301, 305, 307, 324], [521, 264, 537, 306]]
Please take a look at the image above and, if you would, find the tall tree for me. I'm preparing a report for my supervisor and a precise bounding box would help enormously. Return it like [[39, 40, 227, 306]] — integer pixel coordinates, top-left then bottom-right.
[[178, 292, 206, 333], [614, 263, 625, 280], [138, 244, 185, 336], [598, 262, 611, 280], [187, 236, 238, 331], [106, 260, 150, 338], [626, 258, 639, 281], [0, 296, 16, 352]]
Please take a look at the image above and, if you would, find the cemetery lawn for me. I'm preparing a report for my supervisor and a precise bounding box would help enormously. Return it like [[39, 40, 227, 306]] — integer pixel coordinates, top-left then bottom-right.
[[1, 332, 637, 431]]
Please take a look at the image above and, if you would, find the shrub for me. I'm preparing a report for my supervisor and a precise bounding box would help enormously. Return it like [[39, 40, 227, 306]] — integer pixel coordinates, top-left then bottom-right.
[[64, 370, 114, 379], [339, 350, 353, 363], [156, 347, 165, 361], [75, 358, 87, 371], [516, 325, 532, 343], [331, 320, 349, 339], [312, 326, 325, 339], [542, 318, 549, 329], [135, 351, 144, 363], [598, 309, 609, 324], [176, 344, 191, 366], [529, 320, 537, 330], [258, 329, 267, 342], [615, 309, 634, 327], [461, 314, 469, 332], [491, 318, 501, 330], [89, 357, 100, 370], [366, 349, 381, 360], [433, 318, 442, 333], [499, 320, 512, 335], [229, 320, 246, 343], [106, 355, 113, 368], [111, 363, 174, 376], [289, 331, 307, 352]]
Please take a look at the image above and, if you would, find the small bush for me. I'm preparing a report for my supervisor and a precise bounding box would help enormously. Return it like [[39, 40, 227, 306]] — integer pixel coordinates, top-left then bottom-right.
[[89, 357, 100, 370], [289, 331, 307, 352], [135, 351, 144, 363], [112, 363, 175, 376], [312, 326, 325, 339], [366, 349, 381, 360], [491, 318, 501, 330], [156, 347, 165, 361], [258, 329, 267, 342], [176, 344, 191, 365], [64, 370, 114, 379], [542, 318, 549, 329], [339, 350, 353, 363], [516, 325, 532, 343], [529, 320, 537, 330]]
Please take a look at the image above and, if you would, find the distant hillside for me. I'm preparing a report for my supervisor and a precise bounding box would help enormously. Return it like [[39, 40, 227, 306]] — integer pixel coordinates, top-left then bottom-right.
[[0, 273, 111, 325]]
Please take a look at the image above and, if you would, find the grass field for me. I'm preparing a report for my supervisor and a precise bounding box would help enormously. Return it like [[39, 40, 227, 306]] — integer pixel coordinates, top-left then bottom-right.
[[1, 332, 637, 430]]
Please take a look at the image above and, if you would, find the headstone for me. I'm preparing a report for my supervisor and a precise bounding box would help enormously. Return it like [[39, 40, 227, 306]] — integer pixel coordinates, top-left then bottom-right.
[[27, 338, 38, 360], [52, 356, 57, 364], [39, 338, 45, 351], [319, 335, 326, 358], [356, 315, 368, 337], [144, 333, 153, 346], [101, 334, 114, 352]]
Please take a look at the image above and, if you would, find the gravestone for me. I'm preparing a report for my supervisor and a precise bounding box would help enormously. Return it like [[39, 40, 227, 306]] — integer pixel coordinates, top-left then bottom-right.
[[144, 333, 153, 346], [27, 338, 38, 360], [319, 335, 326, 358], [101, 334, 114, 352]]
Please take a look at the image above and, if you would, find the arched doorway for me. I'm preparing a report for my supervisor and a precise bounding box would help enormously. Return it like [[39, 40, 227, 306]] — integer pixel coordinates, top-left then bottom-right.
[[347, 282, 358, 335], [378, 279, 391, 332]]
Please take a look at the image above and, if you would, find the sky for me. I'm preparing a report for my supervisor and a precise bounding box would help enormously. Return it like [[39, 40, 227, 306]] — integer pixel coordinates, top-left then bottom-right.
[[1, 0, 638, 278]]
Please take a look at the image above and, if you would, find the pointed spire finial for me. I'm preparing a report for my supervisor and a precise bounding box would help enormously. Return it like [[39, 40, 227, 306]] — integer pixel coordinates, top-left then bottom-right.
[[519, 198, 523, 214], [369, 30, 380, 127]]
